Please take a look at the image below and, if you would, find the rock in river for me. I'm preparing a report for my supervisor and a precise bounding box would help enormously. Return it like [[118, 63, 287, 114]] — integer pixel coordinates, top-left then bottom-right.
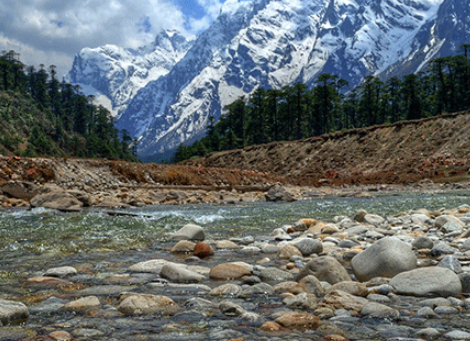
[[274, 312, 321, 330], [389, 267, 462, 297], [171, 223, 205, 241], [160, 262, 206, 283], [0, 299, 29, 324], [351, 237, 417, 282], [210, 262, 252, 280], [297, 256, 350, 284], [118, 294, 178, 315]]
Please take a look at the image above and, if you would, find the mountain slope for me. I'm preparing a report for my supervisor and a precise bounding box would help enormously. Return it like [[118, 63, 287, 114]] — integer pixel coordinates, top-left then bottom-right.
[[69, 0, 470, 160], [186, 110, 470, 185], [67, 30, 193, 118]]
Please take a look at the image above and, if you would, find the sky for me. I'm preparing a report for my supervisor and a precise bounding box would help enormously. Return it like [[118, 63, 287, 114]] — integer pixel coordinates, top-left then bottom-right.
[[0, 0, 227, 77]]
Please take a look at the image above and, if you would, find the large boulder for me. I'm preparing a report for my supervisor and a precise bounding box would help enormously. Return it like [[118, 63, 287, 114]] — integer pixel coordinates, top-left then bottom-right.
[[389, 267, 462, 297], [171, 224, 205, 241], [265, 185, 296, 202], [351, 237, 417, 282], [292, 238, 323, 256], [297, 256, 350, 284], [30, 190, 83, 211], [1, 181, 40, 199], [434, 215, 465, 232], [128, 259, 168, 274], [160, 263, 206, 283], [0, 299, 29, 324]]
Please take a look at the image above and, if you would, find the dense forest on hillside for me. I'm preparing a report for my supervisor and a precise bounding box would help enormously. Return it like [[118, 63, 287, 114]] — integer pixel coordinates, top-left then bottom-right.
[[174, 44, 470, 163], [0, 51, 136, 161]]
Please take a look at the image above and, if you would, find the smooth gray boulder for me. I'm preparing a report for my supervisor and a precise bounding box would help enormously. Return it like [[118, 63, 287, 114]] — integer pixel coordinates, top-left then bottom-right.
[[412, 236, 434, 250], [459, 272, 470, 293], [296, 256, 350, 284], [171, 224, 205, 241], [390, 267, 462, 297], [259, 267, 294, 283], [363, 214, 386, 226], [283, 293, 318, 310], [351, 237, 417, 282], [0, 299, 29, 324], [360, 302, 400, 320], [293, 238, 323, 256], [160, 263, 206, 283], [434, 215, 465, 232], [265, 185, 296, 202], [438, 255, 463, 274]]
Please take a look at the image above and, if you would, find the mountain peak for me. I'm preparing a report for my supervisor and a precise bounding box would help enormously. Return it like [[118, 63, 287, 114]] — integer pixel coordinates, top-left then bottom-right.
[[69, 0, 469, 161]]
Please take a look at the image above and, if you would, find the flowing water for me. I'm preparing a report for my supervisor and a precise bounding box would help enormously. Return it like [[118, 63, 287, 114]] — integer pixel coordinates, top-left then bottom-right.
[[1, 190, 470, 340], [2, 191, 470, 267]]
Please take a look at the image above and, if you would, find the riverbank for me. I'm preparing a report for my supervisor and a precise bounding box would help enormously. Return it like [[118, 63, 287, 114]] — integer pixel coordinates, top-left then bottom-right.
[[1, 156, 470, 210], [2, 196, 470, 340]]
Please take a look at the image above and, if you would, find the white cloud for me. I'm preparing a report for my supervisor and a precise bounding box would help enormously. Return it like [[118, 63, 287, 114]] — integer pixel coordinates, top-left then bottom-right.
[[0, 0, 224, 77]]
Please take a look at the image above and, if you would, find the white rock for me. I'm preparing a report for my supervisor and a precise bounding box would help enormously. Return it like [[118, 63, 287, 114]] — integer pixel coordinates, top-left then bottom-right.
[[44, 266, 78, 277]]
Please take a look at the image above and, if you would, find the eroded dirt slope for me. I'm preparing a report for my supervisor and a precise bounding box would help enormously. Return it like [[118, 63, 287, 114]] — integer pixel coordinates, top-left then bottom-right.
[[187, 111, 470, 186]]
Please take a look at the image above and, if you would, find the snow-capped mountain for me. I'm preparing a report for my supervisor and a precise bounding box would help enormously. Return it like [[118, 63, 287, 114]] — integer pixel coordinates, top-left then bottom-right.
[[69, 0, 470, 161], [67, 30, 193, 117]]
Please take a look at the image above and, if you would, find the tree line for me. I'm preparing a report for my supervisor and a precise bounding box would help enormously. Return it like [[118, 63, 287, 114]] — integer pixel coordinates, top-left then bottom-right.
[[0, 50, 136, 161], [173, 44, 470, 163]]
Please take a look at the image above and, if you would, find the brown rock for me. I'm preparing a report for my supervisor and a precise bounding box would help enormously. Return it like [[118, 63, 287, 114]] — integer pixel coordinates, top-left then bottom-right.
[[279, 245, 302, 259], [26, 276, 74, 288], [260, 321, 283, 332], [30, 191, 82, 211], [275, 312, 321, 330], [63, 296, 100, 311], [216, 240, 240, 250], [307, 221, 328, 235], [327, 281, 369, 297], [49, 331, 73, 341], [209, 263, 252, 280], [119, 294, 178, 315], [324, 335, 350, 341], [320, 290, 369, 313], [0, 181, 40, 199], [194, 242, 214, 258], [295, 218, 318, 231], [296, 256, 351, 284], [170, 240, 196, 253]]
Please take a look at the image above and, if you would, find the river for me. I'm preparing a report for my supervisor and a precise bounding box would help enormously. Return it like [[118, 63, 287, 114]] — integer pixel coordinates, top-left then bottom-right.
[[1, 190, 470, 340]]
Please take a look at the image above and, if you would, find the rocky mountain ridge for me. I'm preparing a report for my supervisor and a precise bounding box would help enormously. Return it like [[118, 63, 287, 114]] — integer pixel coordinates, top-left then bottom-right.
[[67, 30, 193, 119], [69, 0, 470, 160]]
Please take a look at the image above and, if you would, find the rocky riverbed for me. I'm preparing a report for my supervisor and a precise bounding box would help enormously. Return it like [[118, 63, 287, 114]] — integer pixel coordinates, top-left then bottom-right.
[[3, 201, 470, 340]]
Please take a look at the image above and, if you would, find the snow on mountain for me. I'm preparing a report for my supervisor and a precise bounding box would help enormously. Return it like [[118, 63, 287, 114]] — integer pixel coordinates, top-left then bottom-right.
[[69, 0, 469, 161], [66, 30, 193, 117]]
